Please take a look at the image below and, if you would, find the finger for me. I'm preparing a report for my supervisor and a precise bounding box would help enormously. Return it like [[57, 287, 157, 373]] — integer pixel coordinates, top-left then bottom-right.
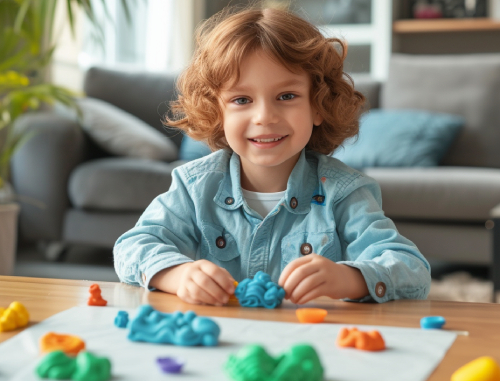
[[177, 287, 202, 305], [282, 262, 320, 299], [200, 261, 236, 294], [289, 274, 326, 304], [295, 286, 326, 305], [186, 280, 222, 306], [278, 255, 313, 287], [192, 271, 229, 304]]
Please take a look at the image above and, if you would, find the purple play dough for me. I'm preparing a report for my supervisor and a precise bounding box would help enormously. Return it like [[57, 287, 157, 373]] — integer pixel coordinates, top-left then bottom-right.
[[156, 357, 184, 374]]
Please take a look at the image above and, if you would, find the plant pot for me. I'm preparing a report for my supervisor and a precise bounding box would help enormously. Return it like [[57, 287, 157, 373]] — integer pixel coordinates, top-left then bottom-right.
[[0, 203, 20, 276]]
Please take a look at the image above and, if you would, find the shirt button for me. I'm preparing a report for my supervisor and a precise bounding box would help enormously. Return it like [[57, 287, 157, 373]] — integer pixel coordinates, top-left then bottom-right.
[[313, 195, 325, 203], [216, 236, 226, 249], [375, 282, 386, 298], [300, 243, 313, 255], [290, 197, 298, 209], [225, 197, 234, 205]]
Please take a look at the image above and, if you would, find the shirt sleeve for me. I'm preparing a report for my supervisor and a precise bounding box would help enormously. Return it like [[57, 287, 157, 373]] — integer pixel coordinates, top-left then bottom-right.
[[334, 175, 431, 303], [113, 166, 198, 290]]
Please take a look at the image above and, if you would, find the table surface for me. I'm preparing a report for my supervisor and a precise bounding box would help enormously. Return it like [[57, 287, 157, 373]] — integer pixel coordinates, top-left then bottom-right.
[[1, 276, 500, 380]]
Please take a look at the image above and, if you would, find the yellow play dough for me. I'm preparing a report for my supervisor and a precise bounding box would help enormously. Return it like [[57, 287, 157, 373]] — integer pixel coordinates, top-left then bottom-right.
[[451, 357, 500, 381]]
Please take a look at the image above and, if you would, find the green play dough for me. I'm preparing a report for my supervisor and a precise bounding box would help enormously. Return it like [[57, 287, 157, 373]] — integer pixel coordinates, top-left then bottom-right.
[[72, 352, 112, 381], [35, 351, 111, 381], [224, 344, 324, 381], [36, 350, 76, 379]]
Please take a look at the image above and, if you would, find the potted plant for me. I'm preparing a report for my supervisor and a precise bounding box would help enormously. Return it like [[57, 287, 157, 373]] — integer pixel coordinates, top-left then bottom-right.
[[0, 0, 127, 275]]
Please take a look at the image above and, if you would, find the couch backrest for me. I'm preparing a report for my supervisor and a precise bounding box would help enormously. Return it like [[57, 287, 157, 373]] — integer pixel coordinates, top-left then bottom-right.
[[84, 67, 183, 148], [382, 54, 500, 168]]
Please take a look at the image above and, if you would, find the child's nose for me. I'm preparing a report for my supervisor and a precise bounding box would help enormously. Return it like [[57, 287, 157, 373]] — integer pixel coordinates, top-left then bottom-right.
[[252, 100, 279, 126]]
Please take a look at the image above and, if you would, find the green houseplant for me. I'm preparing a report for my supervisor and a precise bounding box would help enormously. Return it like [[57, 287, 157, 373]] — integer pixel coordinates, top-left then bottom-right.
[[0, 0, 128, 274], [0, 0, 132, 200]]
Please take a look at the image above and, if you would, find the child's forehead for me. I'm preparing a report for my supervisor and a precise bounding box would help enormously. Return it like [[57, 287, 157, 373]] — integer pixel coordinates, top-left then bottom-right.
[[221, 49, 309, 91]]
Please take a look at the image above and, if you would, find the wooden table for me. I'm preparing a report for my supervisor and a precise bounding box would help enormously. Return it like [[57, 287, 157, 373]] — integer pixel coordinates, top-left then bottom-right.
[[1, 276, 500, 380]]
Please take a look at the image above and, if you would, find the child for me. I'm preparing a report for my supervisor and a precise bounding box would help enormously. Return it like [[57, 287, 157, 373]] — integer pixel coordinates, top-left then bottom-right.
[[113, 7, 431, 306]]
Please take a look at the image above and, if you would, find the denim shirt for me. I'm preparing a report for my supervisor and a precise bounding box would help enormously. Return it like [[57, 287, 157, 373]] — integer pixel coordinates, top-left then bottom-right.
[[114, 149, 431, 302]]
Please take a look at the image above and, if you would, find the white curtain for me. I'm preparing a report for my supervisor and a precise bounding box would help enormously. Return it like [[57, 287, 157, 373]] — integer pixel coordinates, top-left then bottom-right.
[[79, 0, 202, 73]]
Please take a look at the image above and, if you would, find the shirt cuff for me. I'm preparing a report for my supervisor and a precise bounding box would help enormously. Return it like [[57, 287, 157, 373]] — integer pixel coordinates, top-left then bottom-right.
[[337, 261, 393, 303]]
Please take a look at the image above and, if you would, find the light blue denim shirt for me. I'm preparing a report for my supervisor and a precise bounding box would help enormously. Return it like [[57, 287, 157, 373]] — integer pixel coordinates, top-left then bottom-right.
[[114, 149, 431, 302]]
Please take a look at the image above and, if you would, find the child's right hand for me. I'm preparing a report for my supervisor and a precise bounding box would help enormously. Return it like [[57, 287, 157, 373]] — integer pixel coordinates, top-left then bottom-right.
[[176, 260, 236, 306]]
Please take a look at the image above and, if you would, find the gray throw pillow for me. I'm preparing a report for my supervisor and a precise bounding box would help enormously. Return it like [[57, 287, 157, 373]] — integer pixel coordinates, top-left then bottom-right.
[[77, 98, 178, 161]]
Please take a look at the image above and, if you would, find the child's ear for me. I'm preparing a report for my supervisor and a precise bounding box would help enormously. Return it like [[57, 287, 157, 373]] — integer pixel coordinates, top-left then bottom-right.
[[313, 111, 323, 127]]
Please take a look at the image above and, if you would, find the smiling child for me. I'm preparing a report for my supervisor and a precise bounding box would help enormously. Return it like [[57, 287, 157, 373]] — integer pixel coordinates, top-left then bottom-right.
[[113, 7, 431, 306]]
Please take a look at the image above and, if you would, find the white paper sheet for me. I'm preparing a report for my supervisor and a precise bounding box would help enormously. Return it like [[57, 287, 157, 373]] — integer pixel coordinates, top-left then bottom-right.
[[0, 306, 456, 381]]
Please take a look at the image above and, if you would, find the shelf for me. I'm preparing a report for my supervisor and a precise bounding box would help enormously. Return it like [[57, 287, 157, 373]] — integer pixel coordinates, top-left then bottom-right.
[[393, 18, 500, 33]]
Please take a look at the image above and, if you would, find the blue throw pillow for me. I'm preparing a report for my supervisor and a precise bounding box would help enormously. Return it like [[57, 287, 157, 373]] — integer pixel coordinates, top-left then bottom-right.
[[332, 110, 464, 169], [179, 135, 212, 161]]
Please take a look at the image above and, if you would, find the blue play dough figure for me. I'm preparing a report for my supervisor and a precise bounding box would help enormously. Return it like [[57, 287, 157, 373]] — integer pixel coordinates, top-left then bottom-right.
[[114, 311, 129, 328], [235, 271, 286, 309], [420, 316, 446, 329], [127, 305, 220, 346]]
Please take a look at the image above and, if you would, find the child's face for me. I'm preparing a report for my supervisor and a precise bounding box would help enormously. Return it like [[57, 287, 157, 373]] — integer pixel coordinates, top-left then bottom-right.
[[219, 49, 323, 177]]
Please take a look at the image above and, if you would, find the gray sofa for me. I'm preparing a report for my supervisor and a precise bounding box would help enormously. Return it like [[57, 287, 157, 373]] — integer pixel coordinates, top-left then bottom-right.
[[11, 54, 500, 293]]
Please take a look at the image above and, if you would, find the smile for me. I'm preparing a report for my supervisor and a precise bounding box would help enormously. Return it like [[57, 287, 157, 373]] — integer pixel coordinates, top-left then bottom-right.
[[249, 136, 287, 143]]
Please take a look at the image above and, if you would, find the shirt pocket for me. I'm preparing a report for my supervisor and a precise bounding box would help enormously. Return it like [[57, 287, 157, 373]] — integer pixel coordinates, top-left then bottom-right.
[[200, 222, 241, 279], [281, 231, 337, 271]]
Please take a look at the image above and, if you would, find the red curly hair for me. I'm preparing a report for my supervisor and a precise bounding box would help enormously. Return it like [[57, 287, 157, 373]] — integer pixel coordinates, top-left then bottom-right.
[[165, 6, 365, 155]]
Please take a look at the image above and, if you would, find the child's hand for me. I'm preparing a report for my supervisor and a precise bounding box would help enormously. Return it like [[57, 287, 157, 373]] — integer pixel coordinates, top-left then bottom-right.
[[176, 260, 236, 306], [278, 254, 368, 304]]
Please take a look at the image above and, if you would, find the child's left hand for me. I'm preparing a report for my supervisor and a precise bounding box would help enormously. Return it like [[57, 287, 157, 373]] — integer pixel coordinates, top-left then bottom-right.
[[278, 254, 369, 304]]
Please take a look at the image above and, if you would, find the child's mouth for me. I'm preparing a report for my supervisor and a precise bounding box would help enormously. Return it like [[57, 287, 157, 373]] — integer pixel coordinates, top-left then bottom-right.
[[248, 135, 288, 148], [249, 135, 287, 142]]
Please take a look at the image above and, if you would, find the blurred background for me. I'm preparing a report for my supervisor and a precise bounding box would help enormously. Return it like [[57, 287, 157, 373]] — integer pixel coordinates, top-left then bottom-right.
[[2, 0, 500, 303]]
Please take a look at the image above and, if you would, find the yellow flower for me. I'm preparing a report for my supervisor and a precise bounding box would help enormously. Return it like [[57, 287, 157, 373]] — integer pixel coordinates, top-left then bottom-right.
[[0, 71, 30, 87]]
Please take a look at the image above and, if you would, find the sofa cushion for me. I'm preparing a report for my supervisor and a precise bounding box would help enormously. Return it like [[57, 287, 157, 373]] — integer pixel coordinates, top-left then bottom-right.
[[382, 53, 500, 168], [69, 158, 176, 212], [365, 167, 500, 221], [77, 98, 178, 161], [333, 110, 463, 169], [83, 66, 184, 148]]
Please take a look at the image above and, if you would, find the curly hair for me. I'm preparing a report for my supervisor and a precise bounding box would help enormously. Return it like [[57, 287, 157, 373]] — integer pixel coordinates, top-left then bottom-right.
[[164, 6, 365, 155]]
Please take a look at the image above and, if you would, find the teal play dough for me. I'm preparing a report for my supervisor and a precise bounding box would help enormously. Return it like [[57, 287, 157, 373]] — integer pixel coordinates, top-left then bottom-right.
[[127, 305, 220, 346], [420, 316, 446, 329], [224, 344, 324, 381], [235, 271, 286, 309]]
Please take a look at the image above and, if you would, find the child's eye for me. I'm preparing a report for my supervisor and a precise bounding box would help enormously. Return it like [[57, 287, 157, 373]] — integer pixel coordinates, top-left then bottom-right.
[[278, 93, 296, 101], [232, 97, 250, 105]]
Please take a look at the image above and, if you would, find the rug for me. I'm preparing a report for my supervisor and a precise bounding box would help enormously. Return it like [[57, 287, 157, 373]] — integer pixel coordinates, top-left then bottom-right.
[[428, 272, 500, 303]]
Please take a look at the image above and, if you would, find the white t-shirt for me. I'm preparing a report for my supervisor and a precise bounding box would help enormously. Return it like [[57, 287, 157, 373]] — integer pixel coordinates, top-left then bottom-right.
[[241, 189, 285, 218]]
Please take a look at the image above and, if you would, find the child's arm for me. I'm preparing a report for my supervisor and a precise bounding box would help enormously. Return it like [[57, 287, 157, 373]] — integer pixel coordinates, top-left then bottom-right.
[[150, 260, 235, 306], [280, 176, 431, 304], [113, 167, 235, 305], [334, 177, 431, 302], [279, 254, 369, 303]]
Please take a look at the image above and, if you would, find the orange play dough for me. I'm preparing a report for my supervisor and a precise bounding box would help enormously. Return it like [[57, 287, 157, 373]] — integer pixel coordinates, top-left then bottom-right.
[[296, 308, 328, 323], [229, 281, 239, 302], [336, 327, 386, 351], [40, 332, 86, 355], [88, 284, 107, 306]]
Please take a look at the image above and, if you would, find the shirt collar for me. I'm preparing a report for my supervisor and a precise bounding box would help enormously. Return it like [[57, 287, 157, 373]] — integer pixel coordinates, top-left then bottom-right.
[[215, 149, 317, 214]]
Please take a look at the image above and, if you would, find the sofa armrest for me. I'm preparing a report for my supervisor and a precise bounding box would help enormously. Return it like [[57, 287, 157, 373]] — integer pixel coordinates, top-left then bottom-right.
[[10, 112, 86, 242]]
